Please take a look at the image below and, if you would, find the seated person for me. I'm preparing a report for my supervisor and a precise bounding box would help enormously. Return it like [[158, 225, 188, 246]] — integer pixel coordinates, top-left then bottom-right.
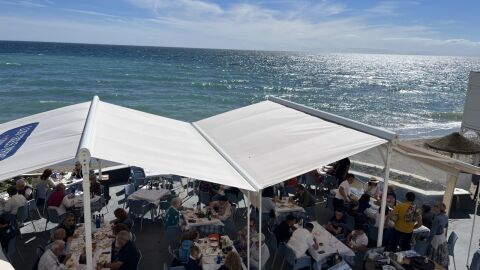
[[261, 187, 276, 213], [57, 213, 76, 241], [291, 184, 315, 208], [185, 245, 203, 270], [208, 195, 232, 221], [3, 185, 27, 215], [103, 231, 140, 270], [47, 184, 66, 208], [164, 197, 182, 228], [274, 214, 296, 244], [219, 251, 243, 270], [325, 208, 346, 237], [0, 217, 16, 254], [365, 178, 380, 199], [250, 233, 270, 270], [16, 178, 34, 200], [110, 208, 133, 229], [172, 230, 199, 264], [287, 222, 319, 259], [38, 240, 71, 270], [357, 193, 371, 214], [237, 218, 257, 252], [112, 223, 130, 236], [347, 224, 368, 252], [89, 174, 101, 197], [45, 228, 67, 251], [71, 161, 83, 179]]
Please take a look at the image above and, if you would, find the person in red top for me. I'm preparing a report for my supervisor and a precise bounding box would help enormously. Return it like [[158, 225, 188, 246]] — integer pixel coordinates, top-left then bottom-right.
[[47, 184, 66, 207]]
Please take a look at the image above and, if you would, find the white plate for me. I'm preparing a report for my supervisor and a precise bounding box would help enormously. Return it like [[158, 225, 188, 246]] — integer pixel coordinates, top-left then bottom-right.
[[382, 266, 396, 270]]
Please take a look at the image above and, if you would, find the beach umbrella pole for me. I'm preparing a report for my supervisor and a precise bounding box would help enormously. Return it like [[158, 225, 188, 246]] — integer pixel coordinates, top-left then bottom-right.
[[377, 142, 393, 247]]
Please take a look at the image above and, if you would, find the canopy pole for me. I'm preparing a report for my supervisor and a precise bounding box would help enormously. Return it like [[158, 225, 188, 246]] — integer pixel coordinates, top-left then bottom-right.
[[79, 149, 93, 270], [377, 142, 393, 247], [97, 158, 102, 181], [467, 183, 480, 267], [247, 191, 250, 270], [258, 189, 262, 270], [443, 173, 459, 216]]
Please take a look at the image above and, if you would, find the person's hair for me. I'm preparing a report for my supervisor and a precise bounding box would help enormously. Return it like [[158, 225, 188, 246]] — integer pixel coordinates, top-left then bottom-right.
[[16, 179, 26, 186], [114, 208, 128, 221], [223, 251, 242, 270], [359, 193, 370, 202], [218, 195, 228, 202], [62, 213, 75, 224], [334, 208, 344, 214], [436, 203, 446, 213], [286, 214, 296, 221], [181, 230, 199, 242], [354, 223, 364, 231], [250, 218, 257, 226], [304, 222, 314, 231], [51, 228, 66, 241], [296, 184, 305, 191], [405, 192, 415, 202], [422, 204, 431, 213], [387, 186, 395, 193], [56, 183, 66, 191], [262, 186, 275, 198], [346, 173, 355, 180], [113, 223, 130, 235], [171, 197, 182, 207], [41, 169, 53, 180], [117, 230, 131, 242], [51, 240, 65, 251], [89, 174, 97, 181], [190, 245, 201, 257], [7, 186, 17, 196]]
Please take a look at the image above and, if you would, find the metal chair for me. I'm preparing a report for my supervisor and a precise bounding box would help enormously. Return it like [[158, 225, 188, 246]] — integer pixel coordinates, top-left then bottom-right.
[[281, 243, 312, 270], [128, 200, 152, 231], [131, 167, 146, 190], [124, 183, 135, 208], [16, 204, 36, 233], [27, 197, 42, 225], [44, 207, 61, 231], [305, 205, 316, 222], [448, 231, 458, 270]]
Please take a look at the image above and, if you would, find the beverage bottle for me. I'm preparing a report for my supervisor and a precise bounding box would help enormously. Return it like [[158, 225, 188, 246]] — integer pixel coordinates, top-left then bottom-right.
[[95, 215, 101, 228], [216, 252, 222, 264]]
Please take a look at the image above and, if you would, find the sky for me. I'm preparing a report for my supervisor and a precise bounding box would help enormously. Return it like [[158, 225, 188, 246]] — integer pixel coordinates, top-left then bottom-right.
[[0, 0, 479, 56]]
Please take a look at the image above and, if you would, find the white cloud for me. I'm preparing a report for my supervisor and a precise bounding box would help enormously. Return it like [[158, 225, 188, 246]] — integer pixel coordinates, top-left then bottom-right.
[[367, 1, 400, 15], [0, 0, 45, 8], [62, 8, 120, 18]]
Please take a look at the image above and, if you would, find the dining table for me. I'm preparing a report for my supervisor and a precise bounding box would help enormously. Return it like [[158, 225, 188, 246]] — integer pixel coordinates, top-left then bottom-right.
[[182, 209, 225, 234], [127, 187, 170, 206], [195, 235, 246, 270], [64, 223, 113, 270], [274, 198, 306, 223], [309, 221, 355, 270]]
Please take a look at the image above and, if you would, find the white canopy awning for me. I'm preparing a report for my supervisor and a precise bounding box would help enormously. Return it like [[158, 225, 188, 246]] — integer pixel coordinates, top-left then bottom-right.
[[0, 96, 396, 192], [195, 100, 389, 189]]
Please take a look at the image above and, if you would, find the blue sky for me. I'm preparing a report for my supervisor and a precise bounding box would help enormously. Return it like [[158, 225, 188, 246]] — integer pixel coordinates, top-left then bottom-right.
[[1, 0, 479, 55]]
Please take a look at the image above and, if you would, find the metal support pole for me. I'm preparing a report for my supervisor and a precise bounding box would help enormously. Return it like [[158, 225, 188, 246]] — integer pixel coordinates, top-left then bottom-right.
[[259, 189, 262, 270], [247, 191, 250, 270], [467, 182, 480, 267], [377, 142, 393, 247], [79, 149, 93, 270]]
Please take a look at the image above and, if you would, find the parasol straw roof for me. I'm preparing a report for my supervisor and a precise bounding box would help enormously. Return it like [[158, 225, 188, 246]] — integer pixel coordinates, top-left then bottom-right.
[[426, 132, 480, 155]]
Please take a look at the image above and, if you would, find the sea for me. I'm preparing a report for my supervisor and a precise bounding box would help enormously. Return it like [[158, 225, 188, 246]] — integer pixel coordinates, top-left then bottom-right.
[[1, 40, 479, 139]]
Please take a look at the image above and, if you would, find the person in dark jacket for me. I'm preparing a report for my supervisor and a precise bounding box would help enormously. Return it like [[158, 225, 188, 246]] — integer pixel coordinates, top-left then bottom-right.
[[291, 184, 315, 208], [185, 246, 203, 270], [105, 231, 140, 270], [273, 214, 296, 244]]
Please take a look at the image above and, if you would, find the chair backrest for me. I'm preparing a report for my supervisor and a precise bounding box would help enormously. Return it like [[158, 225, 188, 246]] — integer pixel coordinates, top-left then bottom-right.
[[128, 200, 148, 217], [198, 191, 210, 205], [160, 201, 170, 211], [305, 205, 316, 221], [47, 207, 61, 223], [16, 205, 29, 223], [35, 186, 46, 200], [125, 183, 135, 197], [448, 231, 458, 255], [171, 175, 182, 182]]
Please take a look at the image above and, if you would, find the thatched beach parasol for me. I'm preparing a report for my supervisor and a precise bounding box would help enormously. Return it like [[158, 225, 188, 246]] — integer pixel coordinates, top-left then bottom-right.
[[425, 132, 480, 155]]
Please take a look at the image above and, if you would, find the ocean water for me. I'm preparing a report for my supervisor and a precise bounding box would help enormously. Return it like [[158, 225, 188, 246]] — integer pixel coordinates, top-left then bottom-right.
[[1, 41, 479, 138]]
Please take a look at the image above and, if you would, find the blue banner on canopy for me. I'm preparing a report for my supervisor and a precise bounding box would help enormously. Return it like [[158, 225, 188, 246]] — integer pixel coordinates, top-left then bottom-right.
[[0, 122, 39, 161]]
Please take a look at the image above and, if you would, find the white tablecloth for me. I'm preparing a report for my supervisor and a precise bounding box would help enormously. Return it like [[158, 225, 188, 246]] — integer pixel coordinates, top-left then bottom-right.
[[195, 236, 246, 270], [128, 188, 169, 205], [310, 222, 355, 269], [182, 210, 224, 230]]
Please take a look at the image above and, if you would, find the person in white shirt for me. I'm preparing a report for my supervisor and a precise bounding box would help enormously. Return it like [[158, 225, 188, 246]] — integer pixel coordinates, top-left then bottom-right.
[[287, 222, 319, 259], [261, 186, 276, 214], [365, 178, 381, 199], [33, 169, 57, 190], [334, 173, 355, 209], [209, 196, 232, 221], [347, 224, 368, 252], [38, 240, 71, 270], [3, 186, 26, 215], [250, 233, 270, 270]]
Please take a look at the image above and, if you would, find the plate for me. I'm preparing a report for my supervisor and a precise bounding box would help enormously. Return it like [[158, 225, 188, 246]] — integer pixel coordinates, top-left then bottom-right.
[[382, 266, 395, 270]]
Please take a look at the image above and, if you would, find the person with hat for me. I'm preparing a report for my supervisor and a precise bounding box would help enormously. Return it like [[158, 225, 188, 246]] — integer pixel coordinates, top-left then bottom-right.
[[365, 177, 380, 199], [250, 233, 270, 270], [209, 195, 232, 221]]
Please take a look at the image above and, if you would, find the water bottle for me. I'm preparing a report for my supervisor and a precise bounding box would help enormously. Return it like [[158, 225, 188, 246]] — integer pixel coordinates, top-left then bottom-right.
[[216, 252, 222, 264], [95, 215, 101, 228]]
